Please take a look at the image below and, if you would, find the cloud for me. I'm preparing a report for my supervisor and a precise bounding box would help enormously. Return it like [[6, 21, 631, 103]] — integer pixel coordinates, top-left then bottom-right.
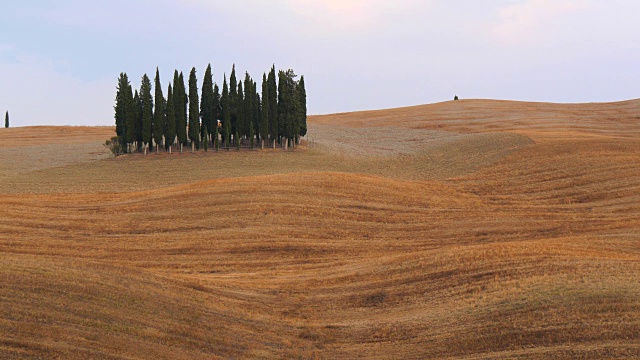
[[285, 0, 376, 33], [492, 0, 587, 45]]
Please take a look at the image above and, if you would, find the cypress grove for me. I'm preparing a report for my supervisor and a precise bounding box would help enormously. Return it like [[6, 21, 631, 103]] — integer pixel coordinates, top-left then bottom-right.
[[113, 64, 305, 155]]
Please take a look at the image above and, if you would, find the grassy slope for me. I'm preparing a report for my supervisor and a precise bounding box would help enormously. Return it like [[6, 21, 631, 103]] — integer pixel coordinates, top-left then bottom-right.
[[0, 99, 639, 359]]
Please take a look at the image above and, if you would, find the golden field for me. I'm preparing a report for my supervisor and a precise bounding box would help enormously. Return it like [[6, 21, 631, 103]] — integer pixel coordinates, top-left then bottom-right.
[[0, 99, 639, 359]]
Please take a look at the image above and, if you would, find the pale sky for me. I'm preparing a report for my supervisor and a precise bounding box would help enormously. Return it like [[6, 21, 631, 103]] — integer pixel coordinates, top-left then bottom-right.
[[1, 0, 639, 126]]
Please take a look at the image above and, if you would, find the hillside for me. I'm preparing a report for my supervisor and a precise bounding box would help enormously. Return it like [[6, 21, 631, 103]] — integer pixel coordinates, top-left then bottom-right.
[[0, 99, 638, 358]]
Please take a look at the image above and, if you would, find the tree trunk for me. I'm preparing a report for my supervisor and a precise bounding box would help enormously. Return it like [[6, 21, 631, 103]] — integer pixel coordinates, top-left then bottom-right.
[[144, 144, 147, 155], [191, 141, 195, 153], [261, 139, 264, 150]]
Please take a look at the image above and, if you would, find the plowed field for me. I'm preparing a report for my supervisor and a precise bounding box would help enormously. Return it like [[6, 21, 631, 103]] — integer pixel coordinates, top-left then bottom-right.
[[0, 99, 638, 359]]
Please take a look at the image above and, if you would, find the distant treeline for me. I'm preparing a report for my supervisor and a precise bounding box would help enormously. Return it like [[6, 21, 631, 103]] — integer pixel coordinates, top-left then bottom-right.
[[113, 64, 307, 155]]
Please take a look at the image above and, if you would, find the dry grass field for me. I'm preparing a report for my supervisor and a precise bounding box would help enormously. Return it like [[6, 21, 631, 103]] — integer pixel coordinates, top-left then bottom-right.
[[0, 99, 638, 359]]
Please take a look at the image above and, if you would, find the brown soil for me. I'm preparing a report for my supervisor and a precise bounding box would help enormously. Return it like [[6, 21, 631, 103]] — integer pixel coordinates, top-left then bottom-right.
[[0, 99, 638, 359]]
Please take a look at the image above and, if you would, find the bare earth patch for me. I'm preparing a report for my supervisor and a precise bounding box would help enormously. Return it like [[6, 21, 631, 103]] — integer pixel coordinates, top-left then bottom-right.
[[0, 141, 110, 178]]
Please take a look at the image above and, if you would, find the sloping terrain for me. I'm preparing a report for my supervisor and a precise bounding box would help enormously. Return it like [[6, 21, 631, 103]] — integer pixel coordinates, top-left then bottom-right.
[[0, 99, 638, 359], [0, 126, 113, 177]]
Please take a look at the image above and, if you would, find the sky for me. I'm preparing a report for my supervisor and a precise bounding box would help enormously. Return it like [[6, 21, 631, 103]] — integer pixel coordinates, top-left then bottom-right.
[[0, 0, 639, 126]]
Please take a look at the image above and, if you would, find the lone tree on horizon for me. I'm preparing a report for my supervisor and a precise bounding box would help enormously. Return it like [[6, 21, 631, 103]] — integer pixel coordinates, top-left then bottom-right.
[[5, 111, 8, 128]]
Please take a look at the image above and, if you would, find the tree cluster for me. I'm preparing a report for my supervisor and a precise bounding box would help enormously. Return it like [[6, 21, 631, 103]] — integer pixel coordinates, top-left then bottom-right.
[[113, 64, 307, 155]]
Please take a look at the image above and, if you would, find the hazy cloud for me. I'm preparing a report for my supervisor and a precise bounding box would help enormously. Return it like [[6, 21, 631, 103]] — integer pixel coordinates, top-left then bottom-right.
[[492, 0, 587, 45]]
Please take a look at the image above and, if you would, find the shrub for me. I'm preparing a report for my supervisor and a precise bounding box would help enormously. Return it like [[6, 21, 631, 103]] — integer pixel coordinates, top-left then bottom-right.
[[104, 136, 124, 157]]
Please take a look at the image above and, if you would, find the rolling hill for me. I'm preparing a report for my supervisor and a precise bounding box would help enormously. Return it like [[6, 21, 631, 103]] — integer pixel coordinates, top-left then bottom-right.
[[0, 99, 638, 359]]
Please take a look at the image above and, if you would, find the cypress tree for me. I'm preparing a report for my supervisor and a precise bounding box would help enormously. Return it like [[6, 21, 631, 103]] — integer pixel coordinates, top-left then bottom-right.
[[188, 67, 200, 152], [277, 70, 287, 147], [124, 83, 136, 152], [165, 83, 176, 154], [4, 111, 8, 128], [175, 71, 188, 152], [249, 121, 255, 148], [153, 68, 165, 153], [172, 71, 180, 151], [297, 75, 307, 140], [213, 83, 221, 148], [221, 75, 231, 149], [229, 65, 238, 137], [268, 66, 278, 146], [140, 74, 153, 154], [251, 81, 262, 141], [237, 81, 244, 144], [114, 73, 129, 144], [213, 83, 221, 127], [201, 64, 215, 145], [202, 125, 209, 151], [278, 69, 297, 149], [243, 72, 253, 139], [215, 126, 219, 151], [260, 73, 270, 149], [134, 90, 142, 151]]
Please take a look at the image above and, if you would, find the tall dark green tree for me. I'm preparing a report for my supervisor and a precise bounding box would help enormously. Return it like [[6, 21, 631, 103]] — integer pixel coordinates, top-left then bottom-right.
[[153, 68, 165, 153], [253, 81, 260, 143], [229, 65, 238, 137], [213, 83, 221, 148], [213, 83, 221, 124], [260, 73, 269, 149], [188, 67, 200, 152], [134, 90, 142, 151], [237, 81, 244, 143], [174, 71, 188, 152], [140, 74, 153, 154], [124, 82, 136, 151], [4, 111, 8, 128], [165, 83, 176, 154], [201, 64, 215, 145], [267, 66, 278, 146], [297, 75, 307, 140], [202, 125, 209, 151], [278, 69, 297, 149], [243, 72, 253, 139], [221, 75, 231, 148], [114, 73, 130, 146]]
